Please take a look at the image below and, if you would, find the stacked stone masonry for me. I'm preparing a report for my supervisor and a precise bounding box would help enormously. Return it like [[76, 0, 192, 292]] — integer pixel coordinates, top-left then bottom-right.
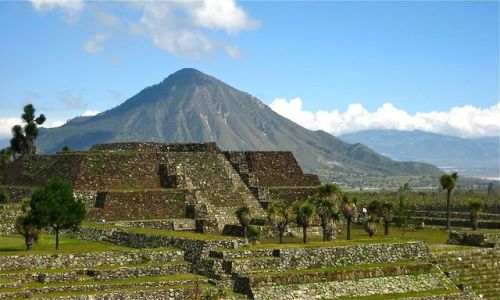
[[0, 142, 323, 229]]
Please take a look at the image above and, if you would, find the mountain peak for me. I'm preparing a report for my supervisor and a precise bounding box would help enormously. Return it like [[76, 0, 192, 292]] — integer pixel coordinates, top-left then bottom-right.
[[163, 68, 213, 86]]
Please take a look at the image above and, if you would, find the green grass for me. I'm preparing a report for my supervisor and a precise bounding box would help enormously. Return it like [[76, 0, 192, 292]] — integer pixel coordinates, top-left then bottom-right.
[[230, 225, 453, 251], [0, 234, 131, 256]]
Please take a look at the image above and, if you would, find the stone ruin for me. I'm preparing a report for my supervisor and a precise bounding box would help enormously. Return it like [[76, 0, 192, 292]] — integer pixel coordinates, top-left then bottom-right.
[[0, 142, 320, 232]]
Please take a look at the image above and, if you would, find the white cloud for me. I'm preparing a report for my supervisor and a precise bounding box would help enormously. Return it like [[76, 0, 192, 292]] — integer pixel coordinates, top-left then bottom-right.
[[191, 0, 260, 34], [0, 117, 65, 140], [269, 97, 500, 138], [0, 118, 22, 140], [30, 0, 257, 59], [128, 1, 258, 59], [83, 33, 110, 54], [82, 110, 99, 117], [30, 0, 84, 23]]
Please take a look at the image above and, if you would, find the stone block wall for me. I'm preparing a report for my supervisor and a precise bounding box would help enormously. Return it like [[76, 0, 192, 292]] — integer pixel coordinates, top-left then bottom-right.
[[224, 151, 320, 187], [0, 249, 184, 271], [86, 190, 189, 221], [447, 231, 500, 247], [90, 142, 221, 153], [0, 155, 83, 187]]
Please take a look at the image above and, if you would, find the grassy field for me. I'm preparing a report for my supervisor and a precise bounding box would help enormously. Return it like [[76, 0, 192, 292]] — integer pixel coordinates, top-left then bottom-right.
[[237, 225, 482, 252], [0, 234, 132, 256]]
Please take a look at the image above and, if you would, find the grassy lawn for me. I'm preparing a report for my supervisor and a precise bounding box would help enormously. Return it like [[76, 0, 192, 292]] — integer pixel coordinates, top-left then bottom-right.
[[232, 225, 487, 251], [0, 234, 132, 256]]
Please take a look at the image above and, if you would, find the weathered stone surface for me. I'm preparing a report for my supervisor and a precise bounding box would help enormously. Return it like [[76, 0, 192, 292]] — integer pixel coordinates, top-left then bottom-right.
[[447, 231, 500, 247]]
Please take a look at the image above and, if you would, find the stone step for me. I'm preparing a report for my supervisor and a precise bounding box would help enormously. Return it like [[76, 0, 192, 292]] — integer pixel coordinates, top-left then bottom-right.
[[0, 274, 208, 298], [0, 261, 191, 283], [16, 283, 211, 300], [234, 262, 435, 295]]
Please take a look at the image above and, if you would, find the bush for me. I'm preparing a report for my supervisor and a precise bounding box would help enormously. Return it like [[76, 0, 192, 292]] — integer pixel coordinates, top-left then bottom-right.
[[0, 189, 10, 204], [248, 225, 262, 245]]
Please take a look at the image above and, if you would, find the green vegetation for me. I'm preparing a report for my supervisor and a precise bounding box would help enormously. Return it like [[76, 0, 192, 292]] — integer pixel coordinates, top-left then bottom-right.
[[467, 198, 485, 230], [313, 195, 341, 241], [267, 199, 293, 244], [341, 194, 357, 240], [440, 172, 458, 230], [295, 201, 316, 244], [235, 206, 251, 243], [0, 234, 131, 256], [9, 104, 46, 157], [247, 225, 261, 245], [0, 188, 9, 203], [29, 178, 86, 249]]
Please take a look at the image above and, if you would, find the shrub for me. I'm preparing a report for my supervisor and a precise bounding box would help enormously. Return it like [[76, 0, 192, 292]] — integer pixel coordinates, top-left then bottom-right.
[[248, 225, 262, 245], [0, 189, 10, 204]]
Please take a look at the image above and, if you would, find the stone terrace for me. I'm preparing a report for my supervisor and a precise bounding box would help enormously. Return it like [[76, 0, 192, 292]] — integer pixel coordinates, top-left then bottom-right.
[[0, 142, 321, 232]]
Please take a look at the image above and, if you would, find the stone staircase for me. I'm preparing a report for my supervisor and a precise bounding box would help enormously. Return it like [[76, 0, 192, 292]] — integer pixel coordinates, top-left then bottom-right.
[[170, 153, 266, 229], [0, 248, 209, 299], [433, 248, 500, 299]]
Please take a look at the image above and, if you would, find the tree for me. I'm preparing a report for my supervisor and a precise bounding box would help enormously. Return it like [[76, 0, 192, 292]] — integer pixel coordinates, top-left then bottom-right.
[[29, 178, 86, 249], [440, 172, 458, 230], [468, 199, 485, 230], [15, 214, 41, 250], [368, 200, 393, 236], [10, 104, 46, 157], [342, 195, 357, 240], [62, 145, 70, 152], [295, 202, 316, 244], [379, 202, 394, 235], [314, 197, 340, 241], [317, 183, 341, 204], [235, 206, 251, 244], [268, 199, 292, 244], [363, 214, 380, 238], [248, 225, 262, 245]]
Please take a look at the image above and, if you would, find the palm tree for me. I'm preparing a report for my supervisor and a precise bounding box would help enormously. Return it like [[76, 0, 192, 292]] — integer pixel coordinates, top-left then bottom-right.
[[235, 206, 251, 244], [268, 199, 292, 244], [314, 197, 340, 241], [363, 215, 380, 238], [295, 202, 316, 244], [318, 183, 341, 204], [342, 195, 357, 240], [440, 172, 458, 230], [468, 199, 485, 230]]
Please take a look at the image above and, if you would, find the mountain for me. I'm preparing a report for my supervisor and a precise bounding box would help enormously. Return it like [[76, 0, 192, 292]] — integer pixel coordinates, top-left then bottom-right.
[[340, 129, 499, 178], [36, 68, 442, 182]]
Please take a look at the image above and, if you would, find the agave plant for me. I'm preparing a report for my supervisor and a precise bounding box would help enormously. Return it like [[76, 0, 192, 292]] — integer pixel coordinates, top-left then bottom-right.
[[15, 214, 41, 250], [342, 195, 357, 240], [235, 206, 251, 243], [468, 199, 485, 230]]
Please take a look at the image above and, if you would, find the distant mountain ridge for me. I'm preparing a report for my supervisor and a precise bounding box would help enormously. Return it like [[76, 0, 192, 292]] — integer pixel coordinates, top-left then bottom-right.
[[340, 129, 499, 178], [35, 68, 442, 180]]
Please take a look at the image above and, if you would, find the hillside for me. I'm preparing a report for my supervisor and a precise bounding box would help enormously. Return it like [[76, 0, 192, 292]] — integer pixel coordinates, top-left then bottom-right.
[[340, 129, 499, 178], [35, 68, 442, 183]]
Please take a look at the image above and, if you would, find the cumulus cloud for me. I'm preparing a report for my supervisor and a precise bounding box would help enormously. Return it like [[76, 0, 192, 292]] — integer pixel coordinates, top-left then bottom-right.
[[129, 1, 257, 59], [30, 0, 258, 59], [82, 110, 99, 117], [30, 0, 84, 23], [269, 97, 500, 138], [58, 90, 86, 109], [0, 118, 22, 140], [0, 117, 65, 140], [83, 33, 110, 54]]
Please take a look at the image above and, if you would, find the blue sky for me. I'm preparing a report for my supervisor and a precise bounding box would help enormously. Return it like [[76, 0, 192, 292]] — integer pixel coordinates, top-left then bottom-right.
[[0, 0, 498, 138]]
